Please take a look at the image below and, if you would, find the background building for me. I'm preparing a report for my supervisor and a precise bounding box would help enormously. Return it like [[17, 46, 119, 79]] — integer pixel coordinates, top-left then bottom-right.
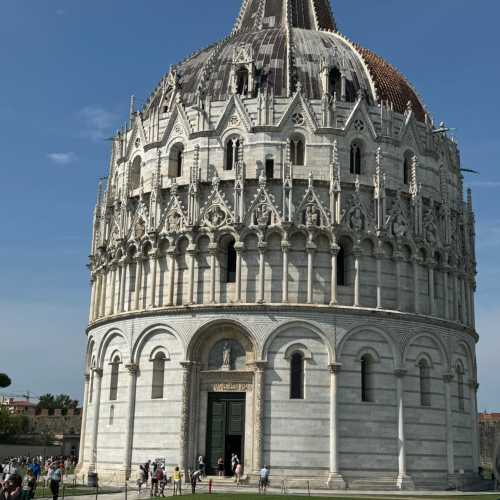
[[78, 0, 479, 490]]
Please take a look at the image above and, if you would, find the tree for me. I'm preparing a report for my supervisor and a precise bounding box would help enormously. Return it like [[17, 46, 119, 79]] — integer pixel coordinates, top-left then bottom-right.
[[0, 408, 29, 443], [0, 373, 11, 388], [37, 394, 55, 410], [37, 394, 79, 410]]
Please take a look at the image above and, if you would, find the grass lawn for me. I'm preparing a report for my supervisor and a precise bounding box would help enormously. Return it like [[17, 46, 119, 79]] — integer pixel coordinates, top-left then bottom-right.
[[175, 494, 500, 500]]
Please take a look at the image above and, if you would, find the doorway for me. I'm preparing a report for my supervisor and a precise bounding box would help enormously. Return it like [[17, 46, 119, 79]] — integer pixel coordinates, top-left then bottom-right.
[[206, 392, 245, 475]]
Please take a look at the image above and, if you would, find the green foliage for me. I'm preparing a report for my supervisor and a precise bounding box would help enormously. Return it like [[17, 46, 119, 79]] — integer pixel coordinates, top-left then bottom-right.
[[0, 407, 29, 442], [37, 393, 78, 410], [0, 373, 11, 388]]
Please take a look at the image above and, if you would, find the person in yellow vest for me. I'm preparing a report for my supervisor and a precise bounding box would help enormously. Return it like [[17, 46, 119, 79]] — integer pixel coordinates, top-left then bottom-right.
[[172, 466, 183, 496]]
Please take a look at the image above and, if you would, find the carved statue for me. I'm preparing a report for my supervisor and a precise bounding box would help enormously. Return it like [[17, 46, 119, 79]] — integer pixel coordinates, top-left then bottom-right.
[[222, 342, 232, 370], [256, 204, 271, 226], [350, 207, 364, 232], [393, 214, 407, 238], [134, 219, 146, 240], [305, 204, 320, 227]]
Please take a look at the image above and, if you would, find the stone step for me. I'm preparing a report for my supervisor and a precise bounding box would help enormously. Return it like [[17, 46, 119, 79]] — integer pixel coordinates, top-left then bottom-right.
[[347, 477, 398, 491]]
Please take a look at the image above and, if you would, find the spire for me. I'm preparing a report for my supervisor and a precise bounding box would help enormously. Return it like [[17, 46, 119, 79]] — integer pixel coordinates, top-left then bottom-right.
[[233, 0, 336, 34]]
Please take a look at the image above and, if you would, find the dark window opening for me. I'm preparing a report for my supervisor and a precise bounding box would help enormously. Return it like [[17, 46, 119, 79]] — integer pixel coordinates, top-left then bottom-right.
[[162, 105, 168, 114], [226, 138, 240, 171], [419, 359, 431, 407], [350, 143, 361, 175], [457, 365, 465, 412], [265, 159, 274, 180], [291, 138, 305, 166], [329, 67, 342, 97], [176, 149, 183, 177], [337, 246, 346, 286], [403, 157, 411, 185], [290, 352, 304, 400], [345, 79, 357, 103], [109, 356, 120, 401], [169, 144, 184, 178], [226, 240, 237, 283], [236, 67, 249, 96], [152, 352, 166, 399], [361, 354, 374, 402]]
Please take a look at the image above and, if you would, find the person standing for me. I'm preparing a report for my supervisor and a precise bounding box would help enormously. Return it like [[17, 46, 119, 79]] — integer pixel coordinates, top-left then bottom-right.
[[49, 463, 62, 500], [20, 470, 35, 500], [190, 469, 202, 495], [172, 466, 182, 496], [197, 456, 205, 478], [234, 463, 242, 487], [217, 457, 224, 478], [230, 454, 239, 475], [258, 465, 270, 495]]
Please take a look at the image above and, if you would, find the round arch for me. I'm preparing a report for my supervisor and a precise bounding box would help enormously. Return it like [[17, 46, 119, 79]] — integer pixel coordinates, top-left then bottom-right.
[[338, 323, 398, 368], [401, 330, 449, 370], [131, 323, 185, 365], [96, 328, 129, 369], [261, 320, 334, 364]]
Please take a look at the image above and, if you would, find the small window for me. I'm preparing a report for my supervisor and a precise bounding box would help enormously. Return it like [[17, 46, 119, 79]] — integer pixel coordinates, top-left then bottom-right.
[[162, 105, 168, 114], [109, 356, 120, 401], [290, 136, 305, 166], [130, 156, 142, 191], [418, 359, 431, 407], [337, 245, 346, 286], [226, 137, 241, 171], [457, 363, 465, 412], [361, 354, 374, 402], [403, 153, 412, 185], [226, 240, 237, 283], [350, 142, 362, 175], [169, 143, 184, 178], [151, 352, 166, 399], [265, 159, 274, 180], [290, 352, 304, 399], [236, 67, 249, 96], [329, 67, 342, 97], [109, 405, 115, 426]]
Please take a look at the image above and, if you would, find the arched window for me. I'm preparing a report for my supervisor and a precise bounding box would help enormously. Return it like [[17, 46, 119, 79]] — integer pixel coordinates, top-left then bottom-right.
[[169, 143, 184, 178], [225, 136, 241, 171], [265, 158, 274, 180], [226, 239, 237, 283], [361, 354, 374, 402], [109, 356, 120, 401], [403, 152, 413, 185], [329, 67, 342, 97], [236, 67, 249, 96], [151, 352, 166, 399], [457, 363, 465, 412], [337, 245, 346, 286], [290, 352, 304, 399], [418, 359, 431, 407], [350, 142, 362, 175], [290, 136, 305, 166], [130, 156, 142, 191]]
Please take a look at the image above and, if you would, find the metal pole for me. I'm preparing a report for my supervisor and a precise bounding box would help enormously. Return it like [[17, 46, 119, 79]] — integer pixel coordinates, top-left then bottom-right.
[[125, 481, 128, 500]]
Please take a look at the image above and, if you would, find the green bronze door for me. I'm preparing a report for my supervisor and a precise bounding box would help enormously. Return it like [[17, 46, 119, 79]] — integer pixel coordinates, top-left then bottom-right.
[[206, 393, 245, 475]]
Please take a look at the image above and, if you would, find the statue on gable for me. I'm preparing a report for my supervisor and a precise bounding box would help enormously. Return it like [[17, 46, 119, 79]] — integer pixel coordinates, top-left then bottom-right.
[[349, 207, 364, 233], [134, 218, 146, 240], [222, 342, 232, 371], [423, 209, 437, 245], [392, 214, 407, 239], [256, 203, 271, 227], [305, 204, 320, 227], [166, 210, 182, 233], [205, 205, 227, 229]]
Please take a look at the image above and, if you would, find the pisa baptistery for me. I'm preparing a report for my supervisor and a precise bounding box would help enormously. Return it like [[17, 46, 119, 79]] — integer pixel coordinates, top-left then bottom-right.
[[78, 0, 480, 490]]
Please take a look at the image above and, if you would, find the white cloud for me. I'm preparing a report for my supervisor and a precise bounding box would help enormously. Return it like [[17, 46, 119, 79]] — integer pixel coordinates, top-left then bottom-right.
[[47, 152, 77, 165], [78, 106, 119, 142]]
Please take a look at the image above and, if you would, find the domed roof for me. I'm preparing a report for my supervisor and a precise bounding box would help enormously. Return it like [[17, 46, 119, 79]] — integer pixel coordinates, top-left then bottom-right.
[[153, 0, 426, 122]]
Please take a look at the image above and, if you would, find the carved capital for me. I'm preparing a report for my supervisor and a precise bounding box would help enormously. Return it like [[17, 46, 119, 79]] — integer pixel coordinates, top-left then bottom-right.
[[125, 363, 139, 374], [329, 362, 342, 374], [394, 368, 407, 378], [442, 371, 455, 383], [93, 368, 103, 377], [258, 241, 267, 252], [234, 241, 245, 252], [251, 360, 268, 372]]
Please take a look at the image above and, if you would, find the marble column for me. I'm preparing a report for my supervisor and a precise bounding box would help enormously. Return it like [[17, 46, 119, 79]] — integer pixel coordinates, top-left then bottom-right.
[[187, 245, 196, 305], [327, 363, 346, 489], [100, 270, 107, 318], [461, 276, 468, 325], [395, 253, 402, 311], [412, 258, 419, 314], [306, 242, 316, 304], [428, 262, 436, 316], [258, 241, 267, 304], [89, 368, 103, 472], [443, 267, 449, 320], [353, 250, 361, 307], [395, 369, 414, 489], [208, 243, 218, 304], [234, 242, 244, 303], [123, 363, 139, 480], [452, 270, 459, 321], [252, 361, 267, 472], [167, 248, 176, 306], [108, 265, 117, 316], [179, 362, 193, 475], [443, 372, 455, 479], [282, 241, 290, 303], [89, 278, 97, 323], [330, 247, 338, 306], [376, 251, 383, 309], [78, 373, 90, 466], [134, 257, 143, 310], [149, 251, 158, 309], [120, 259, 128, 312], [469, 380, 480, 471]]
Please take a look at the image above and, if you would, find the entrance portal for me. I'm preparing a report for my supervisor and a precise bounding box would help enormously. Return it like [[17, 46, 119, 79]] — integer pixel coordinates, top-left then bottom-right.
[[206, 392, 245, 475]]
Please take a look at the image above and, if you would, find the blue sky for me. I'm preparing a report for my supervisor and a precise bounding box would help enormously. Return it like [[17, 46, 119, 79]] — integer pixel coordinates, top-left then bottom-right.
[[0, 1, 499, 410]]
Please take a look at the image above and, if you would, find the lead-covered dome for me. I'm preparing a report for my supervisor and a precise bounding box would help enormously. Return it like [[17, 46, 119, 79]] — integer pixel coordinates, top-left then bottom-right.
[[148, 0, 426, 121]]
